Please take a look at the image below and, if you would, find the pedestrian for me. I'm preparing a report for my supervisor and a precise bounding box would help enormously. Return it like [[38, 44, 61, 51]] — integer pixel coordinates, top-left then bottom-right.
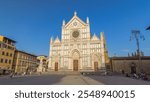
[[22, 72, 26, 76], [122, 70, 125, 74], [143, 72, 148, 80], [133, 73, 138, 79], [126, 73, 130, 77], [10, 72, 14, 78], [104, 71, 107, 76], [130, 62, 136, 74], [40, 72, 42, 75]]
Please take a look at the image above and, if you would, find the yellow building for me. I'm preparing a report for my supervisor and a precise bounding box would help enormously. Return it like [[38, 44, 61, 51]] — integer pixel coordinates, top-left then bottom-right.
[[0, 35, 16, 74], [13, 50, 38, 74]]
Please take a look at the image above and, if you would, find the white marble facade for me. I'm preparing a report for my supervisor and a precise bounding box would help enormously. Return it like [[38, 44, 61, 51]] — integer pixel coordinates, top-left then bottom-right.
[[48, 11, 108, 72]]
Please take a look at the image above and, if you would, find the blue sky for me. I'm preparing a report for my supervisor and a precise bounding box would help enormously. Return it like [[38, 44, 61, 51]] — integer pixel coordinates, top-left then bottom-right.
[[0, 0, 150, 56]]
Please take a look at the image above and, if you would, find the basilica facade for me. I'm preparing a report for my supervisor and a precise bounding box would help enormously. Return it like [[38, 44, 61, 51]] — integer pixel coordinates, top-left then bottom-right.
[[48, 12, 109, 72]]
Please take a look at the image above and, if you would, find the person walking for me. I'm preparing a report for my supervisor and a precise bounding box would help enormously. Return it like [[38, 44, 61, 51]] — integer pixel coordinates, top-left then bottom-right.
[[10, 72, 14, 78]]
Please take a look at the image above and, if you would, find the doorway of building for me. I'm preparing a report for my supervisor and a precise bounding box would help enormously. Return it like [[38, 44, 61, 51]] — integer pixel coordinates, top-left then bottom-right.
[[130, 62, 136, 74], [94, 62, 98, 71], [55, 62, 58, 71], [73, 60, 78, 71]]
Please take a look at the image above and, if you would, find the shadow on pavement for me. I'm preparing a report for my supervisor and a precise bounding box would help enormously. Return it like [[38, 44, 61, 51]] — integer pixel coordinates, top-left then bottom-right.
[[86, 75, 150, 85], [0, 75, 65, 85]]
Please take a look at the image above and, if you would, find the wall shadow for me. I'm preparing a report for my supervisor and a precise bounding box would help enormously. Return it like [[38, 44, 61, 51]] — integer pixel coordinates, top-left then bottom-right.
[[0, 75, 65, 85]]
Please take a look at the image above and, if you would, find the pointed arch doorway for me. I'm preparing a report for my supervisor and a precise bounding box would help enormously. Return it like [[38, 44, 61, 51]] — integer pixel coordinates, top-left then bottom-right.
[[55, 62, 58, 71], [73, 60, 78, 71], [92, 54, 101, 71], [72, 50, 80, 71], [94, 61, 98, 71]]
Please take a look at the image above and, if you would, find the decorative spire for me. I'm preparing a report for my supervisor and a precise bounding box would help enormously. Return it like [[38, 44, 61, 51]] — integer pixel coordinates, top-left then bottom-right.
[[100, 32, 104, 40], [86, 17, 89, 24], [100, 32, 106, 44], [50, 36, 53, 43], [62, 19, 65, 26], [100, 32, 109, 64], [55, 36, 60, 43], [56, 36, 59, 40], [74, 11, 77, 16]]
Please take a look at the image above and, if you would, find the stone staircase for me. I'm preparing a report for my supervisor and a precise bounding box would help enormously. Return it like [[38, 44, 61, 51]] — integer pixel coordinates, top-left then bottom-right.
[[39, 68, 113, 76], [41, 71, 81, 75], [81, 69, 113, 76]]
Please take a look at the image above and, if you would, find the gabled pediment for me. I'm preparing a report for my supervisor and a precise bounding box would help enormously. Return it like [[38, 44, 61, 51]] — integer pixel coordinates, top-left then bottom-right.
[[54, 37, 61, 44], [64, 12, 87, 29], [91, 34, 99, 41]]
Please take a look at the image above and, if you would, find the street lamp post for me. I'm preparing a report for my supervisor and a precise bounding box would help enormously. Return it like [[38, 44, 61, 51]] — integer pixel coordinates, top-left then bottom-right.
[[146, 26, 150, 30], [130, 30, 145, 73]]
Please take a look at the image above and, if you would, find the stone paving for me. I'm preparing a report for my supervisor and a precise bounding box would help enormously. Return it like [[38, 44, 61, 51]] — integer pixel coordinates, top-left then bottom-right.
[[54, 75, 103, 85], [0, 74, 150, 85], [87, 75, 150, 85]]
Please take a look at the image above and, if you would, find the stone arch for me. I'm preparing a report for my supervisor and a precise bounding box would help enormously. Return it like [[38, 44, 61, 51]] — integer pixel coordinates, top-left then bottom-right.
[[91, 53, 101, 71], [70, 49, 80, 57], [71, 49, 80, 71], [52, 54, 60, 71]]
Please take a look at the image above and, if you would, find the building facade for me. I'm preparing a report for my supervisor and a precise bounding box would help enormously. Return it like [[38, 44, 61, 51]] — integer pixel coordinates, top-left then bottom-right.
[[13, 50, 37, 74], [110, 56, 150, 74], [48, 12, 109, 72], [0, 35, 16, 74]]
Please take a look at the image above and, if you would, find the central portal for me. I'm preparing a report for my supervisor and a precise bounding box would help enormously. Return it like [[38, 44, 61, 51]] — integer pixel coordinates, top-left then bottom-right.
[[94, 62, 98, 71], [73, 60, 78, 71], [72, 50, 80, 71], [55, 62, 58, 71]]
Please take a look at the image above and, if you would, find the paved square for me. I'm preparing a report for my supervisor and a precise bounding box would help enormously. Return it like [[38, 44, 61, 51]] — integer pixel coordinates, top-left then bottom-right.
[[0, 74, 150, 85]]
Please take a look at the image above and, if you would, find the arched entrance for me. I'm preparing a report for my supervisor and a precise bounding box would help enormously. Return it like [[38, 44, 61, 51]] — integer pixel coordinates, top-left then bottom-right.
[[55, 62, 58, 71], [73, 60, 78, 71], [53, 55, 60, 71], [94, 62, 98, 71], [130, 62, 136, 74], [72, 50, 80, 71], [92, 54, 101, 71]]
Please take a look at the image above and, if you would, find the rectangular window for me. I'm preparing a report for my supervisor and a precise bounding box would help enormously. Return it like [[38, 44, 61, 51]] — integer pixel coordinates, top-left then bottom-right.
[[3, 44, 7, 48], [5, 59, 7, 63], [8, 46, 11, 49], [9, 60, 11, 64], [2, 51, 5, 55], [6, 52, 9, 56], [0, 59, 3, 63]]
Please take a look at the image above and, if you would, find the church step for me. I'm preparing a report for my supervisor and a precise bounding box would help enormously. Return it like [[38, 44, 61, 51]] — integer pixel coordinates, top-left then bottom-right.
[[41, 71, 81, 75]]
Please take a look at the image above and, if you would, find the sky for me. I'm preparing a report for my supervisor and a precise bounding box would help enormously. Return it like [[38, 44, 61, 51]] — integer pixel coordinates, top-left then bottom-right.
[[0, 0, 150, 57]]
